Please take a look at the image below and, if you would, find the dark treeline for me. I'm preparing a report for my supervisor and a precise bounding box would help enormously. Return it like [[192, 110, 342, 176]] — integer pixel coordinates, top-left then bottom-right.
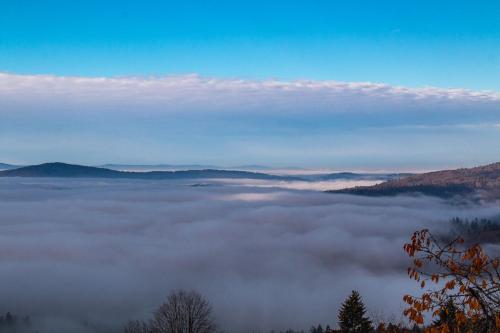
[[333, 184, 476, 199], [123, 290, 425, 333], [0, 313, 33, 333], [0, 283, 494, 332], [449, 217, 500, 235], [446, 217, 500, 244]]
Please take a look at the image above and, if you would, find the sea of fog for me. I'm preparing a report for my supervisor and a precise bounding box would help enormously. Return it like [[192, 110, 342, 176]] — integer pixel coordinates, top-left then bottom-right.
[[1, 177, 500, 333]]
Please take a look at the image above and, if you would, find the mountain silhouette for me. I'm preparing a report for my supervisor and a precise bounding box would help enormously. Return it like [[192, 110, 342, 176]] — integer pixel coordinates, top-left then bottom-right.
[[0, 162, 293, 180], [0, 163, 18, 170]]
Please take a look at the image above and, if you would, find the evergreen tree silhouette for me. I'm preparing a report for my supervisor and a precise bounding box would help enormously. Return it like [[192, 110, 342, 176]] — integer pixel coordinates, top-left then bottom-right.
[[338, 290, 373, 333]]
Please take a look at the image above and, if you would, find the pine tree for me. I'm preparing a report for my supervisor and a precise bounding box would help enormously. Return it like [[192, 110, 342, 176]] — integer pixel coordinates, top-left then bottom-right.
[[338, 290, 373, 333]]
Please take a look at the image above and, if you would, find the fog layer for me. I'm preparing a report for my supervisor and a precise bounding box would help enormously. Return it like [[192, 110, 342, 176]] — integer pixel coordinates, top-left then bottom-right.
[[0, 178, 499, 332]]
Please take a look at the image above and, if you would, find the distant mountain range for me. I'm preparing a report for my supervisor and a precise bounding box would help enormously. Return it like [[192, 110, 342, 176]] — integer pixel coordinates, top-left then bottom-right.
[[309, 172, 413, 181], [0, 163, 18, 170], [100, 164, 297, 171], [0, 163, 294, 180], [99, 164, 219, 171], [332, 162, 500, 199], [2, 162, 499, 198], [0, 162, 407, 183]]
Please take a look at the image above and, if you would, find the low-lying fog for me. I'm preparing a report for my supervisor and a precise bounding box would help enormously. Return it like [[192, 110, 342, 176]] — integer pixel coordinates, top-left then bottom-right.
[[204, 178, 383, 191], [0, 178, 499, 333]]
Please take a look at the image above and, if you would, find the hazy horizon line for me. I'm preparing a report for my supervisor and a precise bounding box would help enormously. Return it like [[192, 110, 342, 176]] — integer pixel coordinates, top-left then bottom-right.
[[2, 159, 499, 174]]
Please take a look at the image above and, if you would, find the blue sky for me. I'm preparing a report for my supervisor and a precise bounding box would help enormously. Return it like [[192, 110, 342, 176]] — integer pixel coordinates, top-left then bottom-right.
[[2, 0, 500, 89], [1, 1, 499, 169]]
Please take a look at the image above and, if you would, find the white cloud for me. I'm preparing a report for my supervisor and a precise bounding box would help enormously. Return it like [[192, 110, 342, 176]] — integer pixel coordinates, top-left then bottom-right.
[[1, 72, 499, 168], [1, 72, 499, 114]]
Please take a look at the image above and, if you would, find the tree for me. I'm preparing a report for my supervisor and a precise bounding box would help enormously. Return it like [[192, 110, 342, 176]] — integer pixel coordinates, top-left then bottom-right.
[[338, 290, 373, 333], [124, 320, 151, 333], [403, 229, 500, 332], [310, 324, 324, 333], [0, 312, 32, 332], [151, 290, 216, 333]]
